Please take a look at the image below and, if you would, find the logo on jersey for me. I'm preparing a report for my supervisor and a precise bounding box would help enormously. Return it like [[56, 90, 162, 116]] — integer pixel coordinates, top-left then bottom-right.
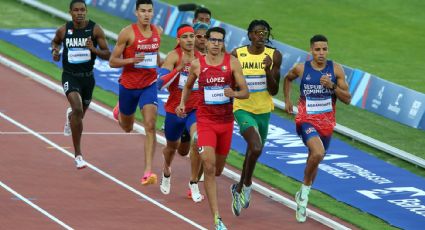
[[202, 67, 208, 73], [198, 146, 205, 153], [67, 29, 73, 35], [153, 38, 158, 42], [221, 65, 227, 72], [240, 53, 247, 57], [305, 127, 316, 135], [306, 74, 311, 81], [63, 81, 69, 93]]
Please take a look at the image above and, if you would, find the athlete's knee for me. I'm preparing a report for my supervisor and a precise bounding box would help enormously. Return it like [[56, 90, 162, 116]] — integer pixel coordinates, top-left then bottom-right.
[[309, 150, 325, 164], [249, 142, 263, 158], [121, 124, 133, 133], [71, 107, 84, 120], [203, 160, 216, 176]]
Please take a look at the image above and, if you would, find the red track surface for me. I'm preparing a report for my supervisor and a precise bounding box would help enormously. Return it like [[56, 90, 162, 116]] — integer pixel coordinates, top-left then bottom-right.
[[0, 63, 353, 229]]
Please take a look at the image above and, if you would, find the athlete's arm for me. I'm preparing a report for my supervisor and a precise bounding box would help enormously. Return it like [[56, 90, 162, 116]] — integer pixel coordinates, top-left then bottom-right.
[[109, 26, 144, 68], [176, 59, 199, 117], [333, 63, 352, 104], [51, 25, 65, 62], [231, 49, 238, 58], [283, 63, 303, 114], [90, 24, 111, 60], [265, 50, 282, 96], [226, 56, 249, 99]]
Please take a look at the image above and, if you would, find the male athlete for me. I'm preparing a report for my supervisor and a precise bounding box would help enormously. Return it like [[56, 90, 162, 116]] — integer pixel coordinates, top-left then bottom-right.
[[283, 34, 351, 222]]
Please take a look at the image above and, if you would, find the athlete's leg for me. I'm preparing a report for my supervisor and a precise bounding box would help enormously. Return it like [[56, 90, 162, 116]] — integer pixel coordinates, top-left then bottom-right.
[[200, 146, 219, 217], [141, 104, 157, 175], [304, 137, 325, 185], [67, 91, 84, 157], [238, 127, 262, 191], [177, 129, 191, 156]]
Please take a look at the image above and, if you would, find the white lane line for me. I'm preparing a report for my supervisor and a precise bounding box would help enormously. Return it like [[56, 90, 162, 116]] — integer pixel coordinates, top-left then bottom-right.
[[0, 112, 207, 230], [0, 181, 73, 230], [0, 132, 144, 135]]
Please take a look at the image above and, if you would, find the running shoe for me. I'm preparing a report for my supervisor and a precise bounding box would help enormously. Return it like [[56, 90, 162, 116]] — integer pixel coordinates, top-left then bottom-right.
[[295, 190, 308, 222], [75, 155, 87, 170], [113, 103, 119, 120], [230, 184, 242, 216], [241, 184, 252, 209], [63, 107, 72, 136], [160, 173, 171, 194], [188, 182, 204, 203], [141, 172, 157, 185], [214, 215, 227, 230]]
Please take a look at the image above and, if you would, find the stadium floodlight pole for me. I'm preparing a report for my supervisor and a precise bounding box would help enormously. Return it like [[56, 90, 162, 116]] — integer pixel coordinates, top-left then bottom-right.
[[177, 3, 199, 11]]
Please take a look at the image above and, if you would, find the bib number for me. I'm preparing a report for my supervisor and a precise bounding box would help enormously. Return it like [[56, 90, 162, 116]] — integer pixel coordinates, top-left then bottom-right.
[[134, 52, 157, 69], [204, 86, 230, 104], [68, 48, 91, 64], [306, 97, 333, 114]]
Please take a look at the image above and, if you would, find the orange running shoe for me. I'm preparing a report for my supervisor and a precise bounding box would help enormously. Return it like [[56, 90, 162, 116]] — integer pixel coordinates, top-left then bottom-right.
[[141, 172, 157, 185], [113, 103, 119, 120]]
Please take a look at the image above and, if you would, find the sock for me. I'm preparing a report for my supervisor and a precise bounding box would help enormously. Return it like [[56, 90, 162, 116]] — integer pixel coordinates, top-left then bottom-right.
[[190, 181, 198, 185], [301, 184, 311, 199]]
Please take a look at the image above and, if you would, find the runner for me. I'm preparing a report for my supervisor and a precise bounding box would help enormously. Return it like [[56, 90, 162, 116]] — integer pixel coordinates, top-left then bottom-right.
[[230, 19, 282, 216], [283, 34, 351, 222], [177, 27, 249, 230], [109, 0, 162, 185], [51, 0, 110, 169], [157, 24, 204, 202]]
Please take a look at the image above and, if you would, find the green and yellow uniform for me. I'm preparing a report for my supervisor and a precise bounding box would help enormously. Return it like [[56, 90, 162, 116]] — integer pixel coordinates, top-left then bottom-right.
[[234, 45, 276, 144]]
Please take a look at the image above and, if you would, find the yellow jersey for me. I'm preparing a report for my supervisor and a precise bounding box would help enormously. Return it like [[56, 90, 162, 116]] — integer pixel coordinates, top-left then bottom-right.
[[233, 46, 275, 114]]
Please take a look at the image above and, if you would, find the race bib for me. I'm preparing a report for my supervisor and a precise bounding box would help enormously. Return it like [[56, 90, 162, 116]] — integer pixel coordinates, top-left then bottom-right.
[[178, 73, 199, 91], [245, 75, 267, 92], [306, 97, 333, 114], [68, 48, 91, 64], [204, 86, 230, 104], [134, 52, 157, 69]]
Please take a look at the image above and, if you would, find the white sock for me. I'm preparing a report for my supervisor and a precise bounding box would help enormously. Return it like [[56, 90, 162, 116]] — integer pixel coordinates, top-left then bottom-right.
[[301, 184, 311, 199]]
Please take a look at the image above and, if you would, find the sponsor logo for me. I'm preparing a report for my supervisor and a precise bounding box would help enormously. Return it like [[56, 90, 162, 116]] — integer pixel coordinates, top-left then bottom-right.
[[67, 29, 73, 35], [372, 86, 385, 109], [240, 53, 247, 57], [408, 100, 422, 119], [306, 74, 311, 81], [63, 81, 69, 92], [202, 68, 208, 73], [387, 93, 403, 115]]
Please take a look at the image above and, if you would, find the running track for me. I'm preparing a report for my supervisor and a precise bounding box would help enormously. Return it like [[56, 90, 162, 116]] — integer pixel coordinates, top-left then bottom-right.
[[0, 62, 355, 229]]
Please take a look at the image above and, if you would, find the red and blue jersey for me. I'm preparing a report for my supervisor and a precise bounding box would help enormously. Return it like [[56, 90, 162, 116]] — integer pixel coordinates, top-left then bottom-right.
[[296, 60, 336, 136]]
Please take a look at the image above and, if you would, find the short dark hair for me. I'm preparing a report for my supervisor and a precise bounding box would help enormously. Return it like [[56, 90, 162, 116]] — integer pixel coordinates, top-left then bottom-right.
[[194, 7, 211, 20], [206, 27, 226, 39], [136, 0, 153, 9], [69, 0, 86, 10], [310, 34, 328, 46]]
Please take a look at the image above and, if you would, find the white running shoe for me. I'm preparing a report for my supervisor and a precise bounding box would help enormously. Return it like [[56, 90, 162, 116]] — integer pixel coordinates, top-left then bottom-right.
[[160, 173, 171, 195], [75, 155, 87, 170], [189, 182, 204, 203], [63, 107, 72, 136]]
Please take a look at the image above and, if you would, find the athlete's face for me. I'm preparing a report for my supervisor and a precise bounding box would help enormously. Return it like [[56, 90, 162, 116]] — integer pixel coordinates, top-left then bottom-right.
[[310, 41, 329, 64], [249, 25, 269, 47], [178, 32, 195, 52], [194, 29, 207, 52], [193, 13, 211, 25], [69, 2, 87, 24], [135, 4, 154, 25], [206, 32, 224, 55]]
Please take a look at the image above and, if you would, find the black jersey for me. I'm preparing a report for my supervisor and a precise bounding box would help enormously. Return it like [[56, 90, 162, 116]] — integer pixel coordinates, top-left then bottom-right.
[[62, 20, 97, 73]]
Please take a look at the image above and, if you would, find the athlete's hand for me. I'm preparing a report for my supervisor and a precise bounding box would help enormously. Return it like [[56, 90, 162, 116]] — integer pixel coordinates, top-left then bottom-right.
[[224, 87, 236, 98], [263, 54, 272, 70], [176, 104, 187, 118], [52, 47, 60, 62], [320, 73, 334, 89], [284, 99, 294, 114], [86, 36, 96, 53], [132, 52, 145, 64]]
